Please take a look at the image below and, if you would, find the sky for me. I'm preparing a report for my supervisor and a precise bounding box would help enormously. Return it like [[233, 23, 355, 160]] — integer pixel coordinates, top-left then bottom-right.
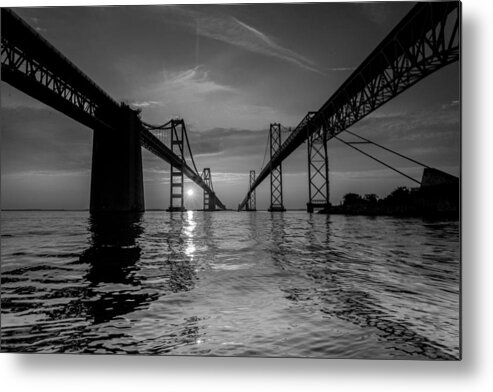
[[0, 2, 460, 210]]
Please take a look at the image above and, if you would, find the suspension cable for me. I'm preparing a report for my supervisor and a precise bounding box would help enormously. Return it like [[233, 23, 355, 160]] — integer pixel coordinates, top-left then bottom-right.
[[141, 119, 173, 130], [334, 136, 421, 185], [143, 118, 200, 176], [260, 128, 270, 172], [182, 121, 200, 175], [345, 130, 431, 169]]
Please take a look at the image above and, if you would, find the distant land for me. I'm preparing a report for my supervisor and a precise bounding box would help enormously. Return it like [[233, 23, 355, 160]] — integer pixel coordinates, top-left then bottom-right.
[[321, 168, 459, 219]]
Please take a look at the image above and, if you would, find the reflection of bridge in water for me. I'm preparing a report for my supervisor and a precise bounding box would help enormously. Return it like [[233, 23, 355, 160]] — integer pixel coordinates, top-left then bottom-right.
[[0, 210, 459, 356], [1, 212, 205, 353], [1, 3, 459, 213]]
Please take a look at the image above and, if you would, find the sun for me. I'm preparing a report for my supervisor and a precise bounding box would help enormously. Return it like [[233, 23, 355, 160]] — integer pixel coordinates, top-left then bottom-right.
[[187, 189, 194, 197]]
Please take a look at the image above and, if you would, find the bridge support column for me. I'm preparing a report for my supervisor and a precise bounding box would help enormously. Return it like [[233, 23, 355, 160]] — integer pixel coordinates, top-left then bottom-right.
[[247, 170, 256, 211], [167, 120, 186, 212], [90, 105, 144, 213], [268, 123, 286, 212], [307, 128, 330, 213], [202, 168, 215, 211]]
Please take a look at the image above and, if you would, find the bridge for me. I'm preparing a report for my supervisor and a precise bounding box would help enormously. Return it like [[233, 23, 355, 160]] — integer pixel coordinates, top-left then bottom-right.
[[238, 2, 460, 212], [1, 3, 460, 214], [1, 8, 225, 213]]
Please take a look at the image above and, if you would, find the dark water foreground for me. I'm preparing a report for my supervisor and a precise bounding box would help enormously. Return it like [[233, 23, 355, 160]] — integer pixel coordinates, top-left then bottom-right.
[[1, 211, 460, 359]]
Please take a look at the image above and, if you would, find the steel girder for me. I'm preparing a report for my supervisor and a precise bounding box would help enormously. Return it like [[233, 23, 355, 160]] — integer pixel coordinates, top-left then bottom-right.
[[307, 129, 330, 213], [201, 168, 216, 211], [247, 170, 256, 211], [238, 2, 460, 211], [166, 121, 186, 211], [1, 8, 118, 131], [268, 124, 286, 212]]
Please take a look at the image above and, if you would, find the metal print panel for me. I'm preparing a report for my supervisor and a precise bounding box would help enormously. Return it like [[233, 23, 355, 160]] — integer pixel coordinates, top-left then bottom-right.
[[0, 2, 461, 359]]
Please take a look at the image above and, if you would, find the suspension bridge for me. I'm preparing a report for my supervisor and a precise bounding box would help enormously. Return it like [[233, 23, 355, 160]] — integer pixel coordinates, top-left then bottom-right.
[[0, 3, 460, 214], [238, 2, 460, 212]]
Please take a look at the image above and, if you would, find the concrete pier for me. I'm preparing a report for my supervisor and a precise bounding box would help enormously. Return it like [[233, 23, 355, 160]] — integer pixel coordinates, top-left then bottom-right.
[[90, 106, 145, 213]]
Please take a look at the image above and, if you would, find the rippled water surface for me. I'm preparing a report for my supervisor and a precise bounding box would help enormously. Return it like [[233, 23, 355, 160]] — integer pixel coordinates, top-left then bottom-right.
[[1, 211, 460, 359]]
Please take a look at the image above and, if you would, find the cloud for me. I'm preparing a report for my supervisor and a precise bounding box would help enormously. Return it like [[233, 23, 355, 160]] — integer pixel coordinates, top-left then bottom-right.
[[326, 67, 356, 72], [3, 169, 91, 177], [185, 127, 268, 158], [330, 104, 460, 175], [140, 169, 248, 185], [349, 105, 460, 145], [332, 166, 423, 181], [174, 8, 323, 74], [1, 107, 93, 175], [27, 15, 47, 33], [441, 100, 460, 110], [160, 66, 235, 98], [130, 100, 163, 108], [131, 65, 286, 130], [135, 66, 236, 112], [358, 3, 396, 27], [141, 126, 269, 172]]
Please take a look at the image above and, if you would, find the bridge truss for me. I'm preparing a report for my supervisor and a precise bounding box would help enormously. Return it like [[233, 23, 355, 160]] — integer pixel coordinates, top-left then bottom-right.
[[268, 124, 286, 212], [307, 115, 330, 213], [246, 170, 256, 211], [238, 2, 460, 210], [201, 168, 220, 211]]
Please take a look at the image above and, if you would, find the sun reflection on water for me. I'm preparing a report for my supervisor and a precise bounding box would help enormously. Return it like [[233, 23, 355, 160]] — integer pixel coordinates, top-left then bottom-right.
[[184, 210, 196, 259]]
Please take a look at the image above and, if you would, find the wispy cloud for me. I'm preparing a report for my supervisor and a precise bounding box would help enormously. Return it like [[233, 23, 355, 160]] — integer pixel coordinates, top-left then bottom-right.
[[174, 8, 323, 74], [358, 3, 396, 27], [1, 107, 92, 175], [130, 100, 163, 108], [202, 171, 249, 183], [27, 16, 47, 33], [332, 166, 424, 181], [5, 169, 91, 177], [133, 66, 286, 130], [351, 105, 460, 144], [229, 17, 322, 74], [141, 169, 249, 185], [160, 66, 235, 97], [326, 67, 356, 72]]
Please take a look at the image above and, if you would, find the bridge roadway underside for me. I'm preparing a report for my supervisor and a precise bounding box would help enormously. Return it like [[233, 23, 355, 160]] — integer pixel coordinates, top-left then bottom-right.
[[90, 107, 145, 213]]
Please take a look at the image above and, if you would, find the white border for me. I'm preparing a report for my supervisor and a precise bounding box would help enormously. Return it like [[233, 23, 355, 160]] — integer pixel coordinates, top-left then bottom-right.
[[1, 1, 491, 391]]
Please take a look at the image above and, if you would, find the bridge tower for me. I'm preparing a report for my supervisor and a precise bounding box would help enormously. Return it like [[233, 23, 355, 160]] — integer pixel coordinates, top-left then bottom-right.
[[307, 126, 330, 213], [202, 168, 215, 211], [167, 120, 186, 212], [247, 170, 256, 211], [268, 123, 286, 212], [90, 104, 145, 213]]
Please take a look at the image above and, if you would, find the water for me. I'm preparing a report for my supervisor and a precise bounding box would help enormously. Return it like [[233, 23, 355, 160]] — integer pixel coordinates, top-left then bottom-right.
[[0, 211, 460, 359]]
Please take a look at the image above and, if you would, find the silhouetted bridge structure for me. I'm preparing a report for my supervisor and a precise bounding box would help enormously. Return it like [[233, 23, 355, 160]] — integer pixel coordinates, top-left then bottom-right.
[[238, 2, 460, 212], [1, 8, 224, 213], [1, 3, 460, 213]]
